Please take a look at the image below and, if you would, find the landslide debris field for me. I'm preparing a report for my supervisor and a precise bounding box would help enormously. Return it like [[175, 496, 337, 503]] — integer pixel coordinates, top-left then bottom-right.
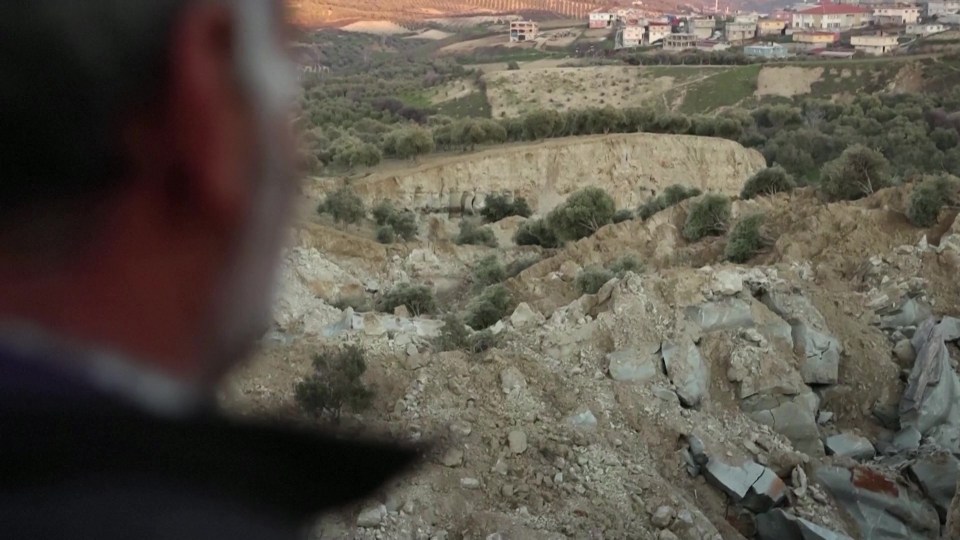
[[223, 126, 960, 539]]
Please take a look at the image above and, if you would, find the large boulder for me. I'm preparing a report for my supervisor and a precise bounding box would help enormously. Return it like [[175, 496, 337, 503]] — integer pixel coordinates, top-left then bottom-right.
[[662, 337, 710, 408], [815, 466, 940, 539], [900, 318, 960, 452], [685, 299, 754, 333], [747, 392, 824, 457], [756, 509, 853, 540], [606, 345, 660, 383], [761, 291, 841, 386], [906, 453, 960, 524], [824, 433, 876, 461], [702, 457, 786, 513], [879, 297, 933, 330]]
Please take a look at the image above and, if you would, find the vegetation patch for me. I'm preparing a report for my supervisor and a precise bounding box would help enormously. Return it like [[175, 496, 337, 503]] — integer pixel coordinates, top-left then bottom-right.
[[381, 283, 437, 316], [295, 346, 373, 420], [683, 194, 731, 241]]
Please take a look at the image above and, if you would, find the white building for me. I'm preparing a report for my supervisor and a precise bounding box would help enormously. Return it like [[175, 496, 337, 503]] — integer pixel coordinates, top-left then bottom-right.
[[647, 23, 673, 44], [872, 5, 922, 24], [851, 33, 900, 54], [589, 8, 618, 29], [622, 25, 645, 47], [735, 12, 762, 23], [906, 22, 946, 33], [924, 0, 960, 16], [792, 3, 873, 30]]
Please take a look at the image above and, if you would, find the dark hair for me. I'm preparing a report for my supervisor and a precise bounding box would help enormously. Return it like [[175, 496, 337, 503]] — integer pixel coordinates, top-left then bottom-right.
[[0, 1, 188, 220]]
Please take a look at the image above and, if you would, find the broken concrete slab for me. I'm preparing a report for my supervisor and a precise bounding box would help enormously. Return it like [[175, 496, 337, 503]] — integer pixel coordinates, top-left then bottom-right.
[[606, 345, 659, 383], [939, 316, 960, 341], [907, 453, 960, 523], [748, 395, 825, 457], [879, 297, 933, 330], [815, 465, 940, 539], [793, 324, 841, 385], [756, 509, 853, 540], [685, 299, 754, 333], [703, 458, 786, 513], [824, 433, 876, 461], [900, 318, 960, 452], [661, 337, 709, 409], [893, 427, 921, 453]]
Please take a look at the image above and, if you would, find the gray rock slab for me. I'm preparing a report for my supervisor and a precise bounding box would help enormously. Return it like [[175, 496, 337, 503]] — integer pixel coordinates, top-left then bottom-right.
[[685, 299, 754, 333], [756, 509, 853, 540], [606, 345, 660, 383], [825, 433, 876, 461], [793, 324, 841, 385], [662, 338, 709, 409], [900, 318, 960, 451], [749, 397, 825, 456], [893, 427, 921, 453], [742, 466, 788, 513], [880, 298, 933, 330], [939, 316, 960, 341], [815, 466, 940, 540], [704, 458, 766, 500], [907, 453, 960, 523]]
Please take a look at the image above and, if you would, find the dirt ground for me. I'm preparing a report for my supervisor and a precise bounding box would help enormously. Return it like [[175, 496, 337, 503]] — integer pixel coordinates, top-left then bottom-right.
[[340, 20, 411, 35], [755, 66, 825, 98], [405, 28, 454, 40]]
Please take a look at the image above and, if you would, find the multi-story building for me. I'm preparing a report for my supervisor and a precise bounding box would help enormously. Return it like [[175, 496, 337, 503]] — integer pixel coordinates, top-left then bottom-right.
[[509, 20, 539, 42], [925, 0, 960, 16], [792, 30, 842, 48], [589, 7, 618, 28], [622, 24, 646, 47], [726, 21, 758, 42], [663, 33, 699, 50], [646, 23, 673, 44], [735, 13, 762, 23], [745, 43, 790, 57], [851, 32, 899, 53], [690, 17, 718, 39], [906, 22, 946, 33], [872, 5, 922, 24], [791, 3, 872, 30], [758, 19, 788, 35]]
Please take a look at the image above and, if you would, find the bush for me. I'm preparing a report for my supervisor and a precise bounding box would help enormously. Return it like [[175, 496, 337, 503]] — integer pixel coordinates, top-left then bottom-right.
[[472, 255, 506, 288], [381, 283, 437, 316], [507, 61, 521, 70], [481, 194, 533, 223], [637, 198, 668, 220], [514, 218, 561, 248], [294, 346, 373, 420], [435, 313, 470, 352], [547, 187, 616, 241], [908, 174, 958, 227], [389, 211, 419, 241], [820, 144, 892, 201], [683, 194, 731, 241], [467, 329, 501, 354], [376, 225, 396, 244], [465, 285, 512, 330], [373, 200, 396, 226], [456, 220, 498, 247], [637, 184, 701, 220], [724, 214, 767, 263], [320, 186, 365, 225], [333, 294, 374, 312], [609, 255, 641, 277], [575, 266, 615, 295], [741, 166, 796, 200], [613, 209, 635, 223]]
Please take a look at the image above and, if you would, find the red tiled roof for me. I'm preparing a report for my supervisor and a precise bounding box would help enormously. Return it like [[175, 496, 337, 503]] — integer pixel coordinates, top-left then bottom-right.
[[796, 2, 869, 15]]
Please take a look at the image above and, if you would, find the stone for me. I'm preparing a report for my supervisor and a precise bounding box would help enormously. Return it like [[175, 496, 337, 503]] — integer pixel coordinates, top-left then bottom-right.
[[756, 509, 853, 540], [661, 338, 709, 408], [651, 505, 675, 529], [657, 530, 679, 540], [559, 260, 581, 282], [703, 458, 785, 512], [893, 427, 921, 452], [711, 269, 744, 296], [449, 420, 473, 437], [406, 344, 419, 357], [508, 430, 528, 455], [792, 324, 841, 385], [362, 312, 387, 337], [356, 505, 386, 528], [901, 318, 960, 451], [441, 448, 464, 468], [685, 299, 754, 333], [907, 453, 960, 523], [939, 316, 960, 341], [824, 433, 876, 461], [499, 366, 527, 395], [748, 396, 824, 457], [394, 305, 411, 318], [460, 477, 481, 490], [893, 339, 917, 366], [510, 302, 544, 328], [879, 297, 933, 330], [606, 345, 659, 383], [567, 409, 598, 431], [815, 466, 940, 540]]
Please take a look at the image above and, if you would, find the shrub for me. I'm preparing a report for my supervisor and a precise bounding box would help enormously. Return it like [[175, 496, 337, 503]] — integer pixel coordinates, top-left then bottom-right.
[[381, 283, 437, 316], [505, 256, 540, 278], [456, 220, 498, 247], [389, 211, 419, 241], [376, 225, 396, 244], [908, 174, 958, 227], [472, 255, 506, 288], [435, 313, 470, 352], [613, 209, 634, 223], [575, 266, 615, 295], [637, 198, 668, 220], [388, 127, 436, 160], [820, 144, 892, 201], [320, 186, 365, 225], [683, 194, 731, 241], [724, 214, 767, 263], [372, 200, 396, 226], [333, 294, 374, 312], [467, 329, 501, 354], [507, 61, 521, 71], [609, 255, 641, 277], [514, 218, 561, 248], [465, 285, 512, 330], [741, 166, 796, 200], [481, 194, 533, 223], [637, 184, 701, 220], [294, 346, 373, 420], [547, 187, 616, 241]]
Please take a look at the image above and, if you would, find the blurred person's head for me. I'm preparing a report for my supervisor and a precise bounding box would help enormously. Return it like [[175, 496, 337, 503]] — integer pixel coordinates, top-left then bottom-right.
[[0, 1, 300, 387]]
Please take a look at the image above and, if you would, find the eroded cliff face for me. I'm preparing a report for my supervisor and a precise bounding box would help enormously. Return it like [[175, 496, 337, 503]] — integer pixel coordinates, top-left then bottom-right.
[[342, 133, 767, 214]]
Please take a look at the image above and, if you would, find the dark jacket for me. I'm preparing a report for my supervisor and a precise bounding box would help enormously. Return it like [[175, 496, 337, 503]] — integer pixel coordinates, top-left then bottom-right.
[[0, 346, 420, 539]]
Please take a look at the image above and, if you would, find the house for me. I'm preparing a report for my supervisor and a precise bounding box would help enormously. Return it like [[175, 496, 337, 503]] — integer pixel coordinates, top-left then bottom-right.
[[851, 32, 900, 53], [906, 21, 946, 33], [925, 0, 960, 15], [510, 20, 539, 42], [696, 39, 732, 50], [726, 21, 758, 42], [622, 24, 646, 47], [791, 3, 872, 30], [745, 42, 790, 57], [758, 19, 788, 35], [647, 23, 673, 44], [663, 32, 699, 50], [792, 30, 842, 48], [735, 12, 762, 23], [872, 5, 922, 24], [690, 17, 718, 39], [590, 7, 618, 28]]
